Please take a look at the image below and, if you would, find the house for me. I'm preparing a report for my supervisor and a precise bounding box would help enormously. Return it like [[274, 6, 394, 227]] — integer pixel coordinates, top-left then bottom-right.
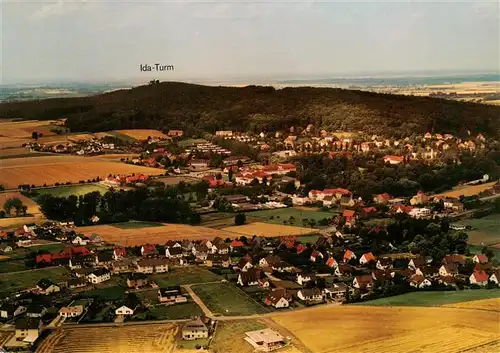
[[0, 304, 26, 319], [87, 268, 111, 284], [205, 253, 231, 268], [310, 250, 323, 262], [415, 266, 439, 278], [271, 261, 295, 273], [359, 252, 376, 265], [127, 274, 149, 288], [158, 286, 187, 304], [191, 159, 210, 169], [469, 271, 489, 286], [383, 155, 404, 165], [68, 278, 87, 289], [342, 210, 357, 225], [353, 275, 373, 289], [72, 235, 88, 246], [59, 305, 84, 318], [113, 247, 127, 260], [296, 273, 315, 286], [326, 257, 338, 268], [167, 129, 184, 137], [111, 258, 134, 274], [264, 290, 291, 309], [439, 263, 458, 277], [472, 254, 488, 264], [230, 239, 244, 251], [439, 276, 457, 287], [409, 275, 432, 288], [136, 258, 169, 273], [489, 270, 500, 286], [182, 318, 209, 340], [410, 190, 430, 206], [343, 250, 357, 262], [376, 258, 392, 270], [212, 242, 229, 255], [322, 282, 348, 301], [26, 304, 46, 318], [141, 244, 158, 257], [244, 328, 286, 352], [15, 318, 41, 345], [0, 244, 13, 253], [165, 247, 183, 258], [238, 268, 261, 286], [408, 256, 426, 270], [474, 263, 492, 272], [259, 256, 281, 268], [409, 207, 431, 219], [69, 257, 84, 270], [115, 294, 141, 316], [373, 193, 391, 204], [192, 243, 210, 260], [442, 255, 465, 266], [236, 256, 253, 272], [36, 279, 60, 295], [297, 288, 323, 303]]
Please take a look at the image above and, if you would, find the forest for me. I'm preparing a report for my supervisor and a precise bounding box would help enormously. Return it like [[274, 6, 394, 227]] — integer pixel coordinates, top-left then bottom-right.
[[1, 82, 499, 139]]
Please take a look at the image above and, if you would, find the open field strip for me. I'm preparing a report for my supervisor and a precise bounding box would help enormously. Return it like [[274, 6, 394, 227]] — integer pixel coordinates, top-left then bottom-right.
[[271, 305, 500, 353], [434, 181, 497, 198], [222, 222, 319, 237], [442, 298, 500, 311], [34, 184, 110, 198], [0, 155, 165, 189], [0, 119, 60, 138], [114, 129, 168, 140], [462, 214, 500, 246], [0, 191, 42, 215], [76, 223, 241, 246]]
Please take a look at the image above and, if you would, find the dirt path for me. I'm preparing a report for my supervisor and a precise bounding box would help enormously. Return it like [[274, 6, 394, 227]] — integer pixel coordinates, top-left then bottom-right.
[[182, 284, 215, 318]]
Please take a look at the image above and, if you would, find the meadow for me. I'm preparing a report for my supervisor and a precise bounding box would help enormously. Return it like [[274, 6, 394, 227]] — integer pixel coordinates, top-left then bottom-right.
[[222, 222, 319, 237], [147, 302, 204, 320], [248, 207, 336, 226], [463, 214, 500, 246], [150, 266, 221, 287], [434, 181, 497, 198], [34, 184, 110, 198], [210, 320, 267, 353], [0, 267, 68, 297]]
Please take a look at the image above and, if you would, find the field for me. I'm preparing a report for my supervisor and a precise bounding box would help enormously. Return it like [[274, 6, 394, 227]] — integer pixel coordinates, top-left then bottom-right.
[[468, 244, 500, 260], [0, 191, 42, 215], [222, 222, 319, 237], [0, 155, 165, 189], [442, 297, 499, 311], [36, 324, 179, 353], [114, 129, 168, 141], [462, 214, 500, 246], [75, 223, 240, 246], [0, 119, 59, 138], [200, 212, 262, 229], [34, 184, 110, 198], [82, 286, 126, 301], [249, 207, 336, 226], [150, 266, 221, 287], [156, 176, 199, 185], [191, 282, 269, 316], [0, 267, 68, 297], [271, 304, 500, 353], [148, 302, 204, 320], [210, 320, 267, 353], [352, 290, 500, 307], [111, 221, 165, 229], [434, 181, 497, 198]]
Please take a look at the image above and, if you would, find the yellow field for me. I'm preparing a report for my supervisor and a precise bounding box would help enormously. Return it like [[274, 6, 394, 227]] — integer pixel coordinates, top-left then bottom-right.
[[0, 155, 165, 188], [36, 324, 179, 353], [271, 305, 500, 353], [442, 298, 500, 311], [76, 223, 241, 246], [0, 120, 59, 138], [434, 181, 498, 198], [0, 192, 41, 215], [115, 129, 169, 140], [222, 222, 318, 237]]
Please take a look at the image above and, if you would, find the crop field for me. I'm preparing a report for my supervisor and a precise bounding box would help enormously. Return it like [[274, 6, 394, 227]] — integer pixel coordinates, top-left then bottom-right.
[[0, 155, 165, 189], [434, 181, 498, 198], [0, 119, 59, 138], [0, 191, 42, 215], [271, 304, 500, 353], [112, 221, 165, 229], [463, 214, 500, 246], [191, 282, 269, 316], [75, 223, 240, 246], [353, 290, 500, 307], [200, 212, 262, 229], [34, 184, 110, 198], [36, 324, 179, 353], [442, 298, 499, 311], [0, 267, 68, 297], [249, 207, 336, 226], [150, 266, 221, 286], [114, 129, 169, 141], [222, 222, 319, 237]]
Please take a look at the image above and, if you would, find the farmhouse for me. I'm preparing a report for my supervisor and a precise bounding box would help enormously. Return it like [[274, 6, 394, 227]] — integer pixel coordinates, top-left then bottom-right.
[[59, 306, 84, 318], [88, 268, 111, 284], [244, 328, 286, 352], [158, 286, 187, 305], [182, 318, 209, 340], [136, 258, 169, 273]]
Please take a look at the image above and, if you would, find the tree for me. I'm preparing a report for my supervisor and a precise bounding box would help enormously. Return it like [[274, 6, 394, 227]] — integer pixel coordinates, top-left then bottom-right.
[[3, 197, 24, 217], [228, 168, 234, 181], [31, 131, 39, 140], [234, 213, 246, 225]]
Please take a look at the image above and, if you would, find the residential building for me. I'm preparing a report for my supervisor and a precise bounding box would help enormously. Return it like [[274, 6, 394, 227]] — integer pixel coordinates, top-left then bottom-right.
[[182, 318, 209, 340], [439, 263, 458, 277], [111, 258, 134, 274], [244, 328, 286, 352], [409, 275, 432, 288], [353, 275, 373, 289], [141, 244, 158, 257], [410, 191, 430, 205], [36, 279, 60, 295], [236, 256, 253, 272], [469, 271, 489, 286], [127, 274, 149, 288], [158, 286, 187, 305], [322, 283, 348, 301], [205, 253, 230, 268], [489, 270, 500, 286], [15, 318, 41, 345], [264, 290, 291, 309], [136, 258, 169, 273], [297, 288, 323, 303], [165, 247, 183, 258], [115, 295, 141, 316], [26, 304, 46, 318], [296, 273, 315, 286], [472, 254, 488, 264], [113, 247, 127, 260], [87, 268, 111, 284], [0, 244, 13, 253], [343, 249, 357, 262], [59, 306, 84, 318], [383, 155, 404, 165], [68, 278, 87, 289], [359, 252, 376, 265], [0, 304, 26, 319], [238, 268, 261, 286]]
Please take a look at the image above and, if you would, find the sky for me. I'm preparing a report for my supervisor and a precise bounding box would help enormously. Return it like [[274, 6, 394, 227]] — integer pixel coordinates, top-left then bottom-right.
[[2, 0, 499, 84]]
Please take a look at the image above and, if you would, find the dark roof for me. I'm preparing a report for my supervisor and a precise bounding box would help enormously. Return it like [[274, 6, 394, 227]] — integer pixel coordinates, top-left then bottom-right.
[[137, 258, 169, 267], [299, 288, 322, 297], [159, 286, 181, 296], [91, 268, 110, 277], [166, 247, 183, 255], [27, 303, 45, 314], [207, 253, 230, 262], [0, 303, 16, 313], [96, 252, 114, 262], [15, 318, 40, 330], [37, 278, 56, 290], [239, 268, 260, 284], [68, 278, 87, 287], [128, 273, 148, 281], [121, 293, 141, 310]]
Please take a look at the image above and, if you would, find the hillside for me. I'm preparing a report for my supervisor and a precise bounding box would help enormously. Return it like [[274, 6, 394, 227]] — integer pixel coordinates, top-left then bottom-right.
[[1, 82, 499, 138]]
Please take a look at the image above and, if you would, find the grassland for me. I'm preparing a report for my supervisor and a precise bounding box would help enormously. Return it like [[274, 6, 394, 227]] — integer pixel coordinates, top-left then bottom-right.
[[210, 320, 267, 353], [468, 244, 500, 260], [352, 290, 500, 307], [82, 286, 125, 301], [271, 304, 500, 353], [0, 267, 68, 297], [0, 259, 27, 273], [462, 214, 500, 246], [442, 297, 499, 311], [150, 266, 221, 287], [111, 221, 165, 229], [434, 181, 498, 198], [156, 176, 199, 185], [75, 223, 240, 246], [35, 324, 179, 353], [34, 184, 110, 198], [148, 302, 204, 320], [248, 207, 336, 226], [222, 222, 319, 237], [191, 283, 269, 316]]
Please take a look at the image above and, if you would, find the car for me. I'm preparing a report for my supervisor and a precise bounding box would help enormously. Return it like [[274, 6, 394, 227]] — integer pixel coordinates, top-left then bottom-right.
[[221, 279, 228, 283]]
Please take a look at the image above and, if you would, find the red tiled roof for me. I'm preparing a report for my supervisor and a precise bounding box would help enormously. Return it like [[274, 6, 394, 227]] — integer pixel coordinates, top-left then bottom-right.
[[361, 252, 376, 262], [474, 254, 488, 264], [296, 244, 307, 254], [472, 271, 489, 282], [363, 207, 377, 213], [343, 249, 355, 261], [230, 240, 244, 247], [326, 257, 338, 268], [343, 210, 356, 218]]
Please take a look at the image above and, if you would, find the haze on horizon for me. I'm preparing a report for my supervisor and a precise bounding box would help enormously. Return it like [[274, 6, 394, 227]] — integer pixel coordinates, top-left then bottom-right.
[[2, 0, 499, 84]]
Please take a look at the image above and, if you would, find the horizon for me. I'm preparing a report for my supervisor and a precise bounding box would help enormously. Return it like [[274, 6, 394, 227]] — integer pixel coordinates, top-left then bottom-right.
[[3, 0, 499, 85]]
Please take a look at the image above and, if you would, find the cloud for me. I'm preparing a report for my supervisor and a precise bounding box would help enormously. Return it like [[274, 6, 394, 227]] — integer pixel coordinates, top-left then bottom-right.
[[29, 0, 88, 20]]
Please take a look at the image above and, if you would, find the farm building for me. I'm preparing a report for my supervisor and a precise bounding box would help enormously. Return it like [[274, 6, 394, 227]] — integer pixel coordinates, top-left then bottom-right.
[[244, 328, 286, 352]]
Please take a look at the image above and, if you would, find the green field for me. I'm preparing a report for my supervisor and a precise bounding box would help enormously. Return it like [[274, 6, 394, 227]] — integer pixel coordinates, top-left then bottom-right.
[[0, 152, 53, 160], [210, 320, 266, 353], [177, 138, 208, 147], [26, 243, 67, 253], [0, 267, 69, 297], [191, 283, 269, 316], [354, 290, 500, 307], [111, 221, 164, 229], [148, 302, 203, 320], [150, 267, 221, 287], [0, 259, 27, 273], [296, 234, 321, 243], [463, 214, 500, 245], [248, 207, 337, 227], [35, 184, 109, 198], [83, 286, 125, 301], [469, 244, 500, 260]]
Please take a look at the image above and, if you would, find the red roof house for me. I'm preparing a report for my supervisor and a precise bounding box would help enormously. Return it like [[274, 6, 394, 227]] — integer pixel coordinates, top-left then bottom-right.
[[296, 244, 307, 254], [230, 240, 244, 248], [343, 249, 356, 262], [326, 257, 338, 268], [141, 244, 158, 256], [359, 252, 376, 265]]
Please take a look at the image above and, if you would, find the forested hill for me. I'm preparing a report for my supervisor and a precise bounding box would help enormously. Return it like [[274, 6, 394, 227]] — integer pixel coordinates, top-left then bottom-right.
[[1, 81, 499, 138]]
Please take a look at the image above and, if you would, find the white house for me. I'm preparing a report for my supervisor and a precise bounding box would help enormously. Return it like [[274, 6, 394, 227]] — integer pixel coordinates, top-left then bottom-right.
[[297, 288, 323, 302], [59, 306, 84, 318], [87, 268, 111, 284], [237, 257, 253, 272], [409, 208, 431, 219], [296, 273, 315, 286], [472, 254, 488, 264], [409, 275, 432, 288], [165, 247, 183, 258], [115, 305, 135, 315], [136, 258, 169, 274], [489, 271, 500, 286], [265, 292, 290, 309], [439, 264, 458, 277], [72, 236, 88, 246]]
